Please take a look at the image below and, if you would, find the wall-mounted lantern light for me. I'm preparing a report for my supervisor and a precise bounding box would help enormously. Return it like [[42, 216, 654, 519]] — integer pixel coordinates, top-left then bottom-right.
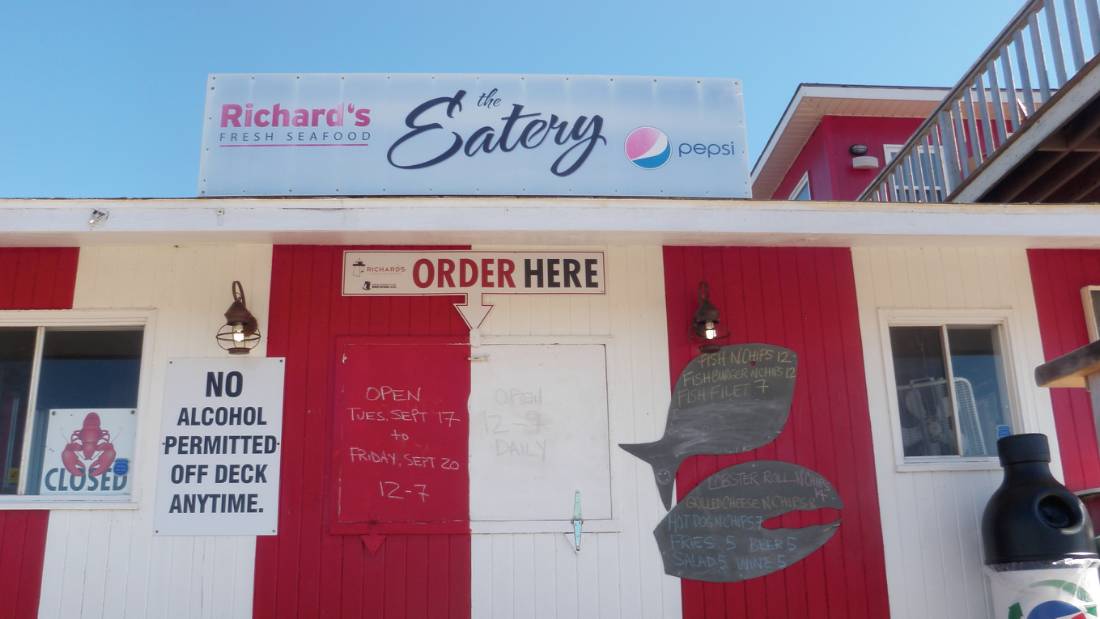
[[692, 282, 724, 354], [216, 281, 261, 355]]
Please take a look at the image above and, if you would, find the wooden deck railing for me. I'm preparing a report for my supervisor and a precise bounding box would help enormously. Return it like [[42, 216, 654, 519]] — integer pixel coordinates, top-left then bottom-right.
[[859, 0, 1100, 203]]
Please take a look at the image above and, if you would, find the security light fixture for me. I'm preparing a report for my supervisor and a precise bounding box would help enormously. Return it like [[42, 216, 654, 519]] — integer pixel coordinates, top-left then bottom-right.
[[216, 281, 261, 355], [849, 144, 879, 170], [88, 209, 109, 227], [692, 282, 724, 354]]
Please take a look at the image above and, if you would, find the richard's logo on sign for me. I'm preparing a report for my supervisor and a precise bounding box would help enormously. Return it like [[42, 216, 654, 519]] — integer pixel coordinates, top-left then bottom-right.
[[216, 101, 373, 148], [41, 410, 133, 494]]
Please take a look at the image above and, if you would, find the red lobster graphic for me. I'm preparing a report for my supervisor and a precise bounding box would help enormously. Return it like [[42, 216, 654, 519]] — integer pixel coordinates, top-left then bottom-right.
[[61, 412, 116, 477]]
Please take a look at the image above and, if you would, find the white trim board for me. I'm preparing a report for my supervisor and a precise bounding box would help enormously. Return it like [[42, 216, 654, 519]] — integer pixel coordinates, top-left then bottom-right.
[[2, 198, 1100, 248], [876, 308, 1027, 473]]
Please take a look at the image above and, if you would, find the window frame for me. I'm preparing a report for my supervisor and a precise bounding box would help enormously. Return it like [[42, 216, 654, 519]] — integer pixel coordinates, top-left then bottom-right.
[[469, 333, 622, 535], [0, 309, 155, 510], [879, 308, 1024, 473], [1082, 285, 1100, 342], [788, 172, 812, 201]]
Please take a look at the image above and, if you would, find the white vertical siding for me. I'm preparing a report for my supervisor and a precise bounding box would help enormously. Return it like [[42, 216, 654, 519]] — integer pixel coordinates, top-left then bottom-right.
[[471, 245, 681, 619], [39, 244, 272, 619], [853, 246, 1058, 619]]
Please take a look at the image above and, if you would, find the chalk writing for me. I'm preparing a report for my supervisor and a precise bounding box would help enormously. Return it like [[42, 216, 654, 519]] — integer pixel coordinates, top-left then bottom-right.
[[347, 407, 459, 425], [333, 337, 473, 538], [475, 385, 551, 463], [379, 480, 429, 502], [621, 343, 800, 509], [332, 342, 470, 536], [346, 447, 464, 472], [364, 386, 422, 401], [339, 405, 461, 501], [654, 460, 842, 582], [343, 384, 466, 503]]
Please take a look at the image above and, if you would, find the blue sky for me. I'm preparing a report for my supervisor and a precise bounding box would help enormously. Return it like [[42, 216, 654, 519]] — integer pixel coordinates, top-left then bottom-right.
[[0, 1, 1019, 198]]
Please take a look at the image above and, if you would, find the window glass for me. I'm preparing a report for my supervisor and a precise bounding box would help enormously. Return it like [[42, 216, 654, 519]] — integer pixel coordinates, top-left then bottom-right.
[[26, 329, 143, 495], [890, 326, 959, 457], [0, 329, 36, 494], [947, 327, 1011, 457], [791, 176, 812, 200]]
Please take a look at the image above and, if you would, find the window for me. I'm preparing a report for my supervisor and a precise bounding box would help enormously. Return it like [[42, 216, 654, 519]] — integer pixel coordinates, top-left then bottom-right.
[[888, 323, 1013, 460], [0, 330, 35, 494], [884, 144, 948, 201], [1083, 286, 1100, 342], [0, 318, 146, 504], [789, 172, 812, 200]]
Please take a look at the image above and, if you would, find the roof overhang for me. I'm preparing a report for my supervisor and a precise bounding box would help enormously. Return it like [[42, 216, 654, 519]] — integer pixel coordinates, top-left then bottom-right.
[[1, 196, 1098, 249], [751, 84, 949, 199]]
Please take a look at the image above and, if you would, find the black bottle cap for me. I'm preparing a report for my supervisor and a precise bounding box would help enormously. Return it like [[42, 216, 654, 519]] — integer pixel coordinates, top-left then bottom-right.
[[998, 433, 1051, 466], [983, 433, 1098, 564]]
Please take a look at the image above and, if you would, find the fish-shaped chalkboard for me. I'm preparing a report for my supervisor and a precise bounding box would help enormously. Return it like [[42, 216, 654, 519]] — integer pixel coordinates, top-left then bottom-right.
[[620, 343, 797, 509], [654, 460, 842, 582]]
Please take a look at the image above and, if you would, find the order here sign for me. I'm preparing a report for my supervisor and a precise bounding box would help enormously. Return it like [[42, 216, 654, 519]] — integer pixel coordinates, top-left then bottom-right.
[[342, 250, 605, 329], [154, 358, 285, 536]]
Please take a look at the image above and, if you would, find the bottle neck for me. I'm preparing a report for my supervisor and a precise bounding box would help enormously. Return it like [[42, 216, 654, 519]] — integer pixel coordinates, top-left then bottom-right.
[[1004, 461, 1053, 481]]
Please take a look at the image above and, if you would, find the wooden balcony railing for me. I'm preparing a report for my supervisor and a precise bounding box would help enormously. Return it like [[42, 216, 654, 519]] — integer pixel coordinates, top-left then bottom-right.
[[859, 0, 1100, 203]]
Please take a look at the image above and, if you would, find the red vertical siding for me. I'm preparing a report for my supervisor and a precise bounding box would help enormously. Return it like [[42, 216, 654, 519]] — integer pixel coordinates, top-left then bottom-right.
[[1028, 249, 1100, 490], [772, 116, 924, 201], [255, 245, 471, 619], [663, 246, 889, 619], [0, 247, 79, 619], [821, 116, 925, 201]]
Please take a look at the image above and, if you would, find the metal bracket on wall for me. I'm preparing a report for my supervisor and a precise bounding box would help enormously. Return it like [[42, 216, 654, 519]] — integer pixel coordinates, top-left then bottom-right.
[[568, 490, 583, 552]]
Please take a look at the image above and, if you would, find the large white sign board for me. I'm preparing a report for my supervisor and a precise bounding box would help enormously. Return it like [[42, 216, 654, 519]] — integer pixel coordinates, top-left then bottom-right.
[[154, 358, 285, 536], [468, 344, 612, 521], [199, 73, 748, 198]]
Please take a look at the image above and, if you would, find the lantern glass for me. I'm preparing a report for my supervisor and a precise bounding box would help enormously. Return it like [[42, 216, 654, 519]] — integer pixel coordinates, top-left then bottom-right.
[[692, 282, 726, 353], [216, 281, 261, 355]]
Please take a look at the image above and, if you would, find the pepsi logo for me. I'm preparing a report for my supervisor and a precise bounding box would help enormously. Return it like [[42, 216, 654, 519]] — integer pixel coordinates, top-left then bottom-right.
[[1026, 600, 1087, 619], [625, 127, 671, 169]]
